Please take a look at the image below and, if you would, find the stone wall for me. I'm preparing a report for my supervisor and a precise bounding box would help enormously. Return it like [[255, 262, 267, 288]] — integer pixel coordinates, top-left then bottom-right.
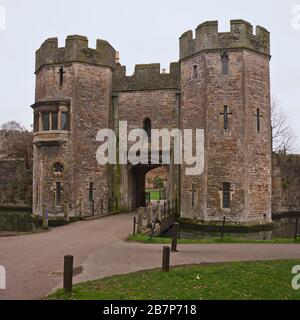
[[0, 159, 32, 207], [33, 35, 116, 216], [272, 153, 300, 214], [180, 21, 272, 226]]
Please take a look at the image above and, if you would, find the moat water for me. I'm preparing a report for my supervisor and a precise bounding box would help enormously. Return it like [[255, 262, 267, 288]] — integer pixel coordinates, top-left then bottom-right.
[[165, 216, 300, 241], [0, 208, 36, 233]]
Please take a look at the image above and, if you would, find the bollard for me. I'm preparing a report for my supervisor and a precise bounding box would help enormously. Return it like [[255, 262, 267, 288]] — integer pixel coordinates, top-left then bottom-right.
[[64, 203, 70, 223], [42, 208, 48, 230], [63, 255, 74, 294], [171, 222, 180, 252], [133, 216, 136, 236], [173, 222, 180, 239], [162, 246, 171, 272], [221, 216, 226, 240], [171, 239, 178, 252]]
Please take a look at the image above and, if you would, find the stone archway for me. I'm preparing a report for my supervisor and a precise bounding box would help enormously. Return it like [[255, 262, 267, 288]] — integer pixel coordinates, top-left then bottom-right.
[[129, 164, 164, 209]]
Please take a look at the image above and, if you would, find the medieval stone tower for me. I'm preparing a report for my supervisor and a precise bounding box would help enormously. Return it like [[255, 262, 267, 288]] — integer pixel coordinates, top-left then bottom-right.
[[32, 20, 272, 226]]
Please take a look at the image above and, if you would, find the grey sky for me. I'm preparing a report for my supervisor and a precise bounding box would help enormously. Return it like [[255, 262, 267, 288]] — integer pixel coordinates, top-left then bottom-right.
[[0, 0, 299, 152]]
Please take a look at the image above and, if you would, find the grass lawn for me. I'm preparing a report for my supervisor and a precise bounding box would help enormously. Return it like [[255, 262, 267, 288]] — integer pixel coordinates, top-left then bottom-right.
[[48, 260, 300, 300], [145, 189, 160, 201], [127, 234, 300, 244]]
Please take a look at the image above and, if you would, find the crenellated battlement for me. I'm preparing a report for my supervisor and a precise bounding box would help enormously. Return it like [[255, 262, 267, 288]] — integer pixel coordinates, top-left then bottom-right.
[[35, 35, 116, 72], [180, 20, 270, 60], [113, 62, 180, 91]]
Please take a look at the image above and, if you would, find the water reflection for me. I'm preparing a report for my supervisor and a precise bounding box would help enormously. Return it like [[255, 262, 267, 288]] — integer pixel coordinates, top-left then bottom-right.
[[176, 216, 299, 241]]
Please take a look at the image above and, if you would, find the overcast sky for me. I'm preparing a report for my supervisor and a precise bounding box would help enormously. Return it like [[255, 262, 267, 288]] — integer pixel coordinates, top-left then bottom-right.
[[0, 0, 299, 152]]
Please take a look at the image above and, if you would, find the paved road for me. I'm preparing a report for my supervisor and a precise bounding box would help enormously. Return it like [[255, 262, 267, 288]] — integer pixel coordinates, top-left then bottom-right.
[[1, 212, 300, 300]]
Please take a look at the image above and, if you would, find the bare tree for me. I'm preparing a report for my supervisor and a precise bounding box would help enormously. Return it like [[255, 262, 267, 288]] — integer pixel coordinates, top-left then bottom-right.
[[0, 121, 33, 169], [0, 120, 27, 132], [271, 98, 297, 154]]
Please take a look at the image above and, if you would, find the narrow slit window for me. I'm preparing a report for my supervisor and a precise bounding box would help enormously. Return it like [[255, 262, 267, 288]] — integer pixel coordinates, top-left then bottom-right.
[[58, 66, 65, 87], [223, 182, 231, 209], [193, 65, 198, 78], [221, 52, 229, 75], [143, 118, 152, 140]]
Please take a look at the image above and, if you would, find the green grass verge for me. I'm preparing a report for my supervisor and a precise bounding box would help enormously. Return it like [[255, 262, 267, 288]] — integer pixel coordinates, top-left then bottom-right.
[[48, 260, 300, 300], [127, 234, 300, 244], [145, 189, 160, 201]]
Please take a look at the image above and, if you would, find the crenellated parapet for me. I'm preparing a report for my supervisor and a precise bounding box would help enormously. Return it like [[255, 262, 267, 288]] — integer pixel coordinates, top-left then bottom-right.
[[113, 62, 180, 91], [35, 35, 116, 72], [180, 20, 270, 60]]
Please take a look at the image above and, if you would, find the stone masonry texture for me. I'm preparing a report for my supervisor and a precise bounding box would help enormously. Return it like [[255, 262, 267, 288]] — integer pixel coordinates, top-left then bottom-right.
[[28, 19, 297, 226]]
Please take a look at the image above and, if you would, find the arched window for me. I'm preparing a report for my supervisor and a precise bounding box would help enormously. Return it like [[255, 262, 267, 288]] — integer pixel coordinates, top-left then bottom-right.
[[143, 118, 152, 140]]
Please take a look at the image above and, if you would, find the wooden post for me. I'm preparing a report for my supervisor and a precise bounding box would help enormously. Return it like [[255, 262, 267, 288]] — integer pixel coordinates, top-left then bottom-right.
[[174, 222, 180, 239], [63, 255, 73, 294], [64, 203, 70, 224], [162, 246, 170, 272], [42, 208, 48, 230], [137, 208, 143, 235], [171, 222, 180, 252], [147, 204, 153, 228], [171, 239, 177, 252], [221, 216, 226, 240], [295, 218, 299, 241], [133, 216, 136, 236]]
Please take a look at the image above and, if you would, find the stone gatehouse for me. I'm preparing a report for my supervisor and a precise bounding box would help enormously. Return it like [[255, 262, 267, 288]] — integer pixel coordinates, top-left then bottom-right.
[[31, 20, 273, 226]]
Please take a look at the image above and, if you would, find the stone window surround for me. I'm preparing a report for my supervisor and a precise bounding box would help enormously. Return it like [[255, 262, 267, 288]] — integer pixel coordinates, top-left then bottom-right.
[[219, 183, 235, 211]]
